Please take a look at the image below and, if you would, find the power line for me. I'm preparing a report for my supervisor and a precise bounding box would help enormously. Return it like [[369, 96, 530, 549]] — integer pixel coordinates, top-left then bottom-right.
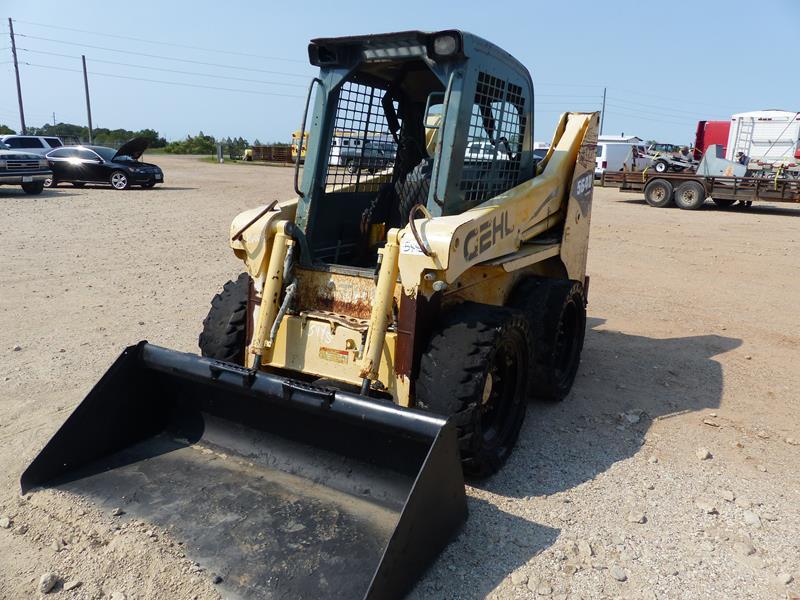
[[18, 48, 307, 88], [605, 102, 704, 123], [536, 93, 602, 98], [614, 86, 742, 112], [12, 18, 307, 64], [536, 82, 604, 88], [603, 107, 695, 127], [23, 62, 305, 99], [606, 96, 722, 118], [15, 33, 311, 78]]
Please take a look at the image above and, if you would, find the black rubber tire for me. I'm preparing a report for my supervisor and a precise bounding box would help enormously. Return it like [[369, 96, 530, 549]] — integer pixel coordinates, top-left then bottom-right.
[[416, 303, 531, 478], [509, 278, 586, 402], [674, 181, 706, 210], [43, 177, 56, 188], [712, 198, 736, 208], [72, 182, 86, 188], [653, 159, 669, 173], [643, 178, 673, 208], [109, 170, 130, 190], [198, 273, 250, 365], [21, 181, 44, 195], [397, 158, 433, 224], [345, 159, 358, 174]]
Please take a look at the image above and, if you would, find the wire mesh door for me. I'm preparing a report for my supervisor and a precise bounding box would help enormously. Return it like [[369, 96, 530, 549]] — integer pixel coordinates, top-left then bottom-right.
[[460, 71, 526, 206], [325, 81, 398, 194]]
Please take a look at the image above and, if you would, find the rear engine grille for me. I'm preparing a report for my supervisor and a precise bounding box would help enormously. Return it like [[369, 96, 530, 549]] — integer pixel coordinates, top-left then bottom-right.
[[5, 160, 40, 171]]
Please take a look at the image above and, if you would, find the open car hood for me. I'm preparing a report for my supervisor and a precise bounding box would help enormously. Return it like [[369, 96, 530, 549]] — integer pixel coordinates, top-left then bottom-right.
[[113, 137, 149, 161]]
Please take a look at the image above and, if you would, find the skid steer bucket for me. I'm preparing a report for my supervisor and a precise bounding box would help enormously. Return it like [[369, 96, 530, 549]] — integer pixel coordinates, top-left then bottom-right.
[[21, 342, 467, 600]]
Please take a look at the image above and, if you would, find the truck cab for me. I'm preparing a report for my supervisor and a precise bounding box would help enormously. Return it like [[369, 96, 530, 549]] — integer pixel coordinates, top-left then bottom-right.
[[0, 143, 52, 195], [0, 134, 64, 156]]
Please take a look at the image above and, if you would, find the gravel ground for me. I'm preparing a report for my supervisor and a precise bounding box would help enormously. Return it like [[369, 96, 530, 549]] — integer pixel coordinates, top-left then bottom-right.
[[0, 155, 798, 600]]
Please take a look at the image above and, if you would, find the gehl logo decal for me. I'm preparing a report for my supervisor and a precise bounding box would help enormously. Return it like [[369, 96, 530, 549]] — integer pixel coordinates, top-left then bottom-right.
[[463, 211, 514, 261]]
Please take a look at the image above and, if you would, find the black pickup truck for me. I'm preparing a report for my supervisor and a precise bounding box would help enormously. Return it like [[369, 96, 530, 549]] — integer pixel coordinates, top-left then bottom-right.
[[0, 145, 52, 195]]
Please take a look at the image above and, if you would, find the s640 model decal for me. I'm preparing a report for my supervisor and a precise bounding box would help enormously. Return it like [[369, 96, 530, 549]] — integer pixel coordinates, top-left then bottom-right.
[[463, 211, 514, 262], [572, 171, 593, 214]]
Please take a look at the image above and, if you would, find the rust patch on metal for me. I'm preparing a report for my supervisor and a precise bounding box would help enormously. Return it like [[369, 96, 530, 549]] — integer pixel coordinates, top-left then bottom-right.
[[301, 310, 369, 332], [394, 294, 417, 378], [246, 277, 257, 348], [295, 269, 375, 320], [395, 292, 440, 398]]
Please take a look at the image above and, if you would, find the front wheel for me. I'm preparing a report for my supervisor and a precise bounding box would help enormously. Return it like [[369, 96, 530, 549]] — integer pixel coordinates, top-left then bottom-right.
[[345, 159, 359, 174], [199, 273, 250, 365], [21, 181, 45, 195], [416, 303, 531, 478], [653, 160, 669, 173], [643, 178, 673, 208], [43, 177, 56, 188], [109, 170, 130, 190]]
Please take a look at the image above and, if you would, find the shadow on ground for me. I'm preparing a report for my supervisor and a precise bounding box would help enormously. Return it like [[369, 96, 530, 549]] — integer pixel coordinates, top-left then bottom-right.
[[411, 317, 742, 596], [0, 190, 79, 199], [617, 197, 800, 217], [48, 185, 199, 192], [408, 496, 560, 599], [486, 316, 741, 499]]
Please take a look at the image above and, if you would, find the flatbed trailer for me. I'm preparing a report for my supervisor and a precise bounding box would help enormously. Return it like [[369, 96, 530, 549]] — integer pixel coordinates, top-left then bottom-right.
[[601, 171, 800, 210]]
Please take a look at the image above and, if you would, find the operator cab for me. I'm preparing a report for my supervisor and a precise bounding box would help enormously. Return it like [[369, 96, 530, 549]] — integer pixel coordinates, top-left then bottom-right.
[[295, 30, 536, 269]]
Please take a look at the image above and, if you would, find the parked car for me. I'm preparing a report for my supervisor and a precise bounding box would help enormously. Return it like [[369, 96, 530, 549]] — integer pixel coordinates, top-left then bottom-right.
[[0, 142, 52, 195], [595, 136, 651, 178], [330, 137, 396, 173], [465, 140, 511, 162], [45, 138, 163, 189], [0, 134, 63, 156]]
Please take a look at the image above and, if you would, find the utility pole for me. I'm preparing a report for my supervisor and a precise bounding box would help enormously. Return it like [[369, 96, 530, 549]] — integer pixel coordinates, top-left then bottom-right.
[[52, 112, 56, 127], [8, 18, 26, 134], [600, 86, 607, 135], [81, 55, 93, 144]]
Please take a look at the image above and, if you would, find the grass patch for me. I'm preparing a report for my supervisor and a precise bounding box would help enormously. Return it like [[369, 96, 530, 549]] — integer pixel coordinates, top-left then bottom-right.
[[196, 156, 295, 169]]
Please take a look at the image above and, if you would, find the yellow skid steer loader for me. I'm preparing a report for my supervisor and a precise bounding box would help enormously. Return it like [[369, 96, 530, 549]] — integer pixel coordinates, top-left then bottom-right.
[[22, 30, 598, 599]]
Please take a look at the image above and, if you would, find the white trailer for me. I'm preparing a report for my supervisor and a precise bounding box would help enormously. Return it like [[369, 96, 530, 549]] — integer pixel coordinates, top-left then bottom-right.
[[726, 110, 800, 165]]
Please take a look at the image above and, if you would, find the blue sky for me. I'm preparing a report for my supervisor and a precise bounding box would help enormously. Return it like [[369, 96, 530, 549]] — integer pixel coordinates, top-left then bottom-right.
[[2, 0, 798, 144]]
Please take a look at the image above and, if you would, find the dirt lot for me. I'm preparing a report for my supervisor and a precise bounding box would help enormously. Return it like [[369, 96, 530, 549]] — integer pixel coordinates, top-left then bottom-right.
[[1, 155, 798, 600]]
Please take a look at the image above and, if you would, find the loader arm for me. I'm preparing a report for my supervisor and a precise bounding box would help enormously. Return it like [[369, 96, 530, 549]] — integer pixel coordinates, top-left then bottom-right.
[[396, 112, 598, 293]]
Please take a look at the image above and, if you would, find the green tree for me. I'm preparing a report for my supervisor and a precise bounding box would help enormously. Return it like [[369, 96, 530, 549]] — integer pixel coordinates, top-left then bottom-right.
[[0, 124, 16, 135], [164, 131, 217, 154], [28, 122, 167, 148]]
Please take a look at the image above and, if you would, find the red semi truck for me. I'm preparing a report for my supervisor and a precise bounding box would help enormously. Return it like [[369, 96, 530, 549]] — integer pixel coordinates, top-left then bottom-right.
[[694, 120, 731, 160]]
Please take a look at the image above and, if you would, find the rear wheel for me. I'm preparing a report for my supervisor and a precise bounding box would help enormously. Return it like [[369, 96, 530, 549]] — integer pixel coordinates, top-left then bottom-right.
[[674, 181, 706, 210], [345, 159, 358, 174], [21, 181, 44, 195], [416, 303, 531, 478], [110, 170, 130, 190], [199, 273, 250, 365], [510, 278, 586, 402], [653, 159, 669, 173], [712, 198, 736, 208], [643, 178, 673, 208], [43, 177, 55, 188]]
